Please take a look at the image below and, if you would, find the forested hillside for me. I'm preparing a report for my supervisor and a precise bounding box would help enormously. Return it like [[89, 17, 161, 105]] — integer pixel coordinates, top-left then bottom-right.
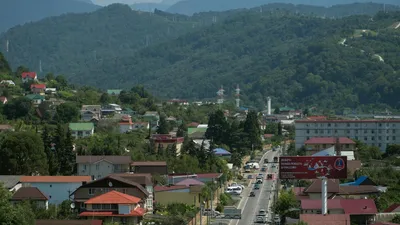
[[166, 0, 400, 15], [76, 11, 400, 110], [0, 4, 197, 74], [0, 0, 100, 33]]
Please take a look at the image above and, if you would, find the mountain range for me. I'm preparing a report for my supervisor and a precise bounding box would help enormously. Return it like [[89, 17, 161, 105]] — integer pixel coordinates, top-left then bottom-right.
[[0, 0, 100, 33], [166, 0, 400, 15], [1, 3, 400, 110]]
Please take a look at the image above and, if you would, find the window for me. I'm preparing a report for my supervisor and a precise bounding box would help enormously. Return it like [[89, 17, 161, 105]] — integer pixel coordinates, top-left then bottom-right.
[[319, 130, 324, 134], [306, 130, 310, 134], [147, 199, 153, 208], [379, 130, 382, 134], [89, 188, 95, 195], [355, 123, 359, 127], [379, 123, 382, 127], [393, 136, 396, 141], [345, 144, 349, 148], [49, 184, 52, 187], [346, 130, 350, 134], [393, 129, 396, 134], [103, 204, 111, 210], [347, 123, 350, 127], [393, 124, 396, 127], [379, 143, 382, 147], [96, 164, 100, 170], [328, 123, 331, 127], [364, 130, 367, 134], [335, 130, 338, 134], [121, 188, 127, 194], [355, 130, 359, 134], [387, 136, 390, 141], [327, 130, 331, 134], [378, 136, 382, 140], [371, 130, 375, 134], [49, 195, 52, 199], [306, 124, 309, 127], [83, 164, 87, 170], [364, 137, 368, 141], [387, 129, 390, 134], [371, 137, 375, 141], [92, 204, 101, 209], [314, 130, 318, 134], [104, 188, 109, 193]]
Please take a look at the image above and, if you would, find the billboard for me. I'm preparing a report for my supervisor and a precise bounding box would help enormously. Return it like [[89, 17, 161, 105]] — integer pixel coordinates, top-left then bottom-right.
[[279, 156, 347, 179]]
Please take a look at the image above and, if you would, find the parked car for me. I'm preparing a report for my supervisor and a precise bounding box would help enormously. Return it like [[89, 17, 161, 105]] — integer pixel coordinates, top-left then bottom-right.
[[254, 183, 260, 189], [250, 191, 255, 197], [259, 209, 267, 216], [267, 174, 273, 179], [261, 167, 266, 172]]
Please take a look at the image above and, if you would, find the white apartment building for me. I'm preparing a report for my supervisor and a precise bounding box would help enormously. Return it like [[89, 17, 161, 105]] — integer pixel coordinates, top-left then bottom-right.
[[295, 119, 400, 151]]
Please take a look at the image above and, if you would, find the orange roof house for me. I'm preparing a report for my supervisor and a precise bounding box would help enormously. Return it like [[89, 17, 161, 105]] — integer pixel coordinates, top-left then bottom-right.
[[79, 191, 146, 223]]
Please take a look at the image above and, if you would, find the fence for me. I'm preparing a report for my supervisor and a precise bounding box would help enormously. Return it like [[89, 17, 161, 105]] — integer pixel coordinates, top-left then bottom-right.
[[187, 210, 202, 225]]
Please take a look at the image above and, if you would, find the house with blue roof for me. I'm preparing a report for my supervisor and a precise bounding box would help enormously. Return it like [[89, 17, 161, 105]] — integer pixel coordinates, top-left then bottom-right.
[[340, 176, 377, 186], [213, 148, 231, 160]]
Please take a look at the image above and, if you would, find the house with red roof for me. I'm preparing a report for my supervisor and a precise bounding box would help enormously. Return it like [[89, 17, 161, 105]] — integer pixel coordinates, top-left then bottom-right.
[[301, 199, 377, 224], [21, 72, 38, 83], [30, 83, 46, 95], [79, 190, 146, 224], [304, 137, 356, 155], [119, 115, 133, 133], [300, 214, 350, 225]]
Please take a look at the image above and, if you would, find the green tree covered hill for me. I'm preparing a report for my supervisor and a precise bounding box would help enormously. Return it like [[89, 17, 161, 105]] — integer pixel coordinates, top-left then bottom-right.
[[80, 11, 400, 110]]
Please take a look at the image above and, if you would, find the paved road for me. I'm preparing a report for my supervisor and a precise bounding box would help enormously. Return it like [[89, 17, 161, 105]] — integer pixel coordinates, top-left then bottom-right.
[[234, 149, 280, 225]]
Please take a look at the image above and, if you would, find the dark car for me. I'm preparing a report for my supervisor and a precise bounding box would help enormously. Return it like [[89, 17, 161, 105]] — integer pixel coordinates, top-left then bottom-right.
[[250, 191, 255, 197], [267, 174, 273, 179], [261, 167, 266, 172]]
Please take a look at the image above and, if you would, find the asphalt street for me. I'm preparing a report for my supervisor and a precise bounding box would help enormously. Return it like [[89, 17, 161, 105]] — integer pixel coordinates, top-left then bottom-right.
[[235, 149, 280, 225]]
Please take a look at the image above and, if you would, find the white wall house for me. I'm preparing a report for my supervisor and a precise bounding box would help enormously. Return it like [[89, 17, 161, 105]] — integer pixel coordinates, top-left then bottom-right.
[[76, 155, 131, 180], [295, 119, 400, 151], [20, 176, 91, 205], [69, 123, 94, 138]]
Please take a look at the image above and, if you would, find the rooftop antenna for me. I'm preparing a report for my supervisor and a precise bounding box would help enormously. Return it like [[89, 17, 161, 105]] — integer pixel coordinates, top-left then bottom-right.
[[6, 40, 9, 52], [235, 84, 240, 108], [216, 85, 224, 104]]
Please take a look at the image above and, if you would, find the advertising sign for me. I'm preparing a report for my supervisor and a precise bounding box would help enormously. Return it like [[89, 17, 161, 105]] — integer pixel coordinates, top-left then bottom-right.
[[279, 156, 347, 179]]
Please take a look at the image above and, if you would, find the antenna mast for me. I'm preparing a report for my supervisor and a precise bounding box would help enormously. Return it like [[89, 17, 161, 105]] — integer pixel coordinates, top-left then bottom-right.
[[235, 84, 240, 108], [217, 85, 224, 104], [6, 40, 9, 52], [39, 60, 42, 73]]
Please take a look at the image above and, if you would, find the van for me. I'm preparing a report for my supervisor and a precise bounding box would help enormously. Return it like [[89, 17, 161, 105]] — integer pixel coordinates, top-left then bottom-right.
[[226, 186, 242, 194]]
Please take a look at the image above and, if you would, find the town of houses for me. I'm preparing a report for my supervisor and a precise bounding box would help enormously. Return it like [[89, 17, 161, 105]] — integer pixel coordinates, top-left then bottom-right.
[[1, 71, 400, 225]]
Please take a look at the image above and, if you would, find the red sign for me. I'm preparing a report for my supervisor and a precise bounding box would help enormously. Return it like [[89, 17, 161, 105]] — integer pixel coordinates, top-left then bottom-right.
[[279, 156, 347, 179]]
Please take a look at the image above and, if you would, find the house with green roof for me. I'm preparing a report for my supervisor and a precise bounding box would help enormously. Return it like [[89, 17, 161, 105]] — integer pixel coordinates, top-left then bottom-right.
[[25, 94, 45, 105], [69, 123, 94, 139], [107, 89, 122, 96]]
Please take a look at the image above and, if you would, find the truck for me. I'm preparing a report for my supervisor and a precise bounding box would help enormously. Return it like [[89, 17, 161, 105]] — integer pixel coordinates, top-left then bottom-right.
[[223, 206, 242, 219], [273, 156, 278, 163]]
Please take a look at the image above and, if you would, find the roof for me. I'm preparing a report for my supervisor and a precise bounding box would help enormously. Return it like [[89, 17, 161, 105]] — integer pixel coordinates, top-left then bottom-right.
[[69, 123, 94, 131], [111, 173, 152, 186], [338, 185, 379, 195], [79, 207, 145, 217], [131, 161, 167, 166], [303, 179, 340, 193], [196, 173, 223, 179], [85, 190, 141, 204], [75, 175, 149, 196], [76, 156, 131, 165], [300, 214, 350, 225], [35, 220, 103, 225], [20, 176, 91, 183], [21, 72, 37, 79], [187, 122, 200, 128], [384, 203, 400, 213], [81, 105, 101, 111], [213, 148, 231, 155], [305, 137, 355, 145], [175, 178, 205, 186], [11, 187, 48, 201], [30, 84, 46, 89], [0, 175, 21, 189], [340, 176, 368, 186], [25, 94, 44, 100], [301, 199, 377, 214], [107, 89, 122, 95], [154, 185, 188, 192]]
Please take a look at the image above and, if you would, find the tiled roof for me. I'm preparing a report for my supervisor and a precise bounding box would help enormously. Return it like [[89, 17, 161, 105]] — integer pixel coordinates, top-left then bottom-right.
[[154, 185, 188, 192], [301, 199, 377, 215], [20, 176, 91, 183], [76, 155, 131, 164], [303, 179, 340, 193], [384, 203, 400, 213], [12, 187, 48, 201], [0, 175, 21, 189], [79, 207, 145, 217], [21, 72, 37, 79], [131, 161, 167, 166], [304, 137, 355, 145], [338, 185, 379, 195], [69, 123, 94, 131], [85, 190, 141, 204], [176, 178, 205, 186], [300, 214, 350, 225], [30, 84, 46, 89], [196, 173, 223, 179], [35, 220, 103, 225], [111, 173, 152, 186]]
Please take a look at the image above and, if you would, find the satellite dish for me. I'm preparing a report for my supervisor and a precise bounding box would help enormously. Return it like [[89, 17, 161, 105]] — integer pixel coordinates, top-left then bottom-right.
[[108, 181, 113, 187], [70, 202, 75, 209]]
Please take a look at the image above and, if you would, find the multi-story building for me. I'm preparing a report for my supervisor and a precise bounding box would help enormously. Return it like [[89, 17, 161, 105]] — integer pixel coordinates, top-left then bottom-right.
[[295, 119, 400, 151], [76, 155, 131, 180]]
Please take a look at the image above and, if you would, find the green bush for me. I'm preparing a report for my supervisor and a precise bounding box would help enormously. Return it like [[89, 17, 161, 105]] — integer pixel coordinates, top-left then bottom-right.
[[215, 203, 224, 212]]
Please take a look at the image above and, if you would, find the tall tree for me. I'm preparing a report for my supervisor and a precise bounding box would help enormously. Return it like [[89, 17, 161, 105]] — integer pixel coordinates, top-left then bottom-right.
[[0, 131, 49, 175], [157, 115, 170, 134], [205, 110, 229, 145], [58, 128, 76, 175], [176, 123, 187, 137], [243, 110, 262, 150], [278, 122, 283, 136], [42, 125, 58, 175], [55, 102, 79, 123], [0, 183, 35, 225]]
